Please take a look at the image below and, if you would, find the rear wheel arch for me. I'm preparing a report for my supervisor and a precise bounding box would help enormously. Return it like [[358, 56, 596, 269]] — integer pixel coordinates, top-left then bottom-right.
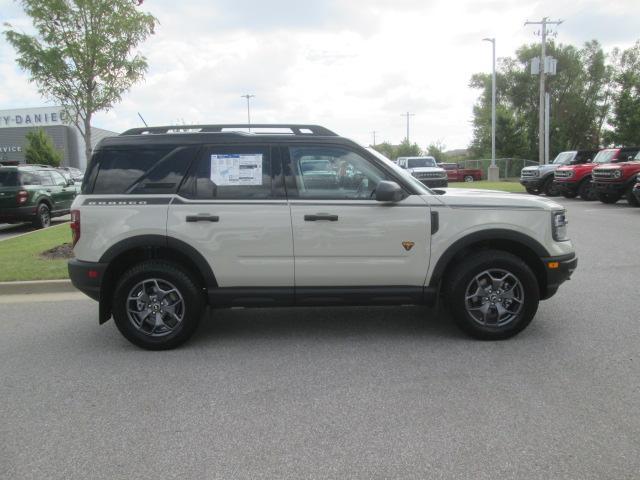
[[430, 230, 549, 299], [98, 235, 216, 323]]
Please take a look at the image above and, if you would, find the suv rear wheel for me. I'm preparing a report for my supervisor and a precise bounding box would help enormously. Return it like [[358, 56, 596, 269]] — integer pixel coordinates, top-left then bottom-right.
[[445, 250, 539, 340], [32, 203, 51, 229], [112, 260, 205, 350]]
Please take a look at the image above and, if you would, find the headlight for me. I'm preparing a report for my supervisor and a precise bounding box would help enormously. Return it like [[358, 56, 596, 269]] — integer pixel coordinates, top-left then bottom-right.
[[552, 210, 569, 241], [532, 169, 540, 177], [613, 169, 622, 178]]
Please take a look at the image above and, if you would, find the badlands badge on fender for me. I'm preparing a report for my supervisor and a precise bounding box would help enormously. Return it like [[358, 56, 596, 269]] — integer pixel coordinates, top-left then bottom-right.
[[402, 241, 415, 251]]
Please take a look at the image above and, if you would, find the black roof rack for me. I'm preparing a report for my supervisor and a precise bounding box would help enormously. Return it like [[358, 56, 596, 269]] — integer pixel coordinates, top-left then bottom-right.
[[120, 124, 338, 137]]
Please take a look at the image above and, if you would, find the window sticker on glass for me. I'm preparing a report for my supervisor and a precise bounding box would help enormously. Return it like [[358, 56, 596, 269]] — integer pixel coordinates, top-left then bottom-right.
[[210, 154, 263, 186]]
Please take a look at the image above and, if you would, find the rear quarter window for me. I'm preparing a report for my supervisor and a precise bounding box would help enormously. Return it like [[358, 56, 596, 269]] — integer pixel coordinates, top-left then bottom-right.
[[89, 145, 196, 194], [0, 170, 18, 187]]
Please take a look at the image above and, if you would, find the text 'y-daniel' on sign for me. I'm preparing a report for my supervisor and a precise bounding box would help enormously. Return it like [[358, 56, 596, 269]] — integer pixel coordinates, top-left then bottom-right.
[[0, 107, 68, 128]]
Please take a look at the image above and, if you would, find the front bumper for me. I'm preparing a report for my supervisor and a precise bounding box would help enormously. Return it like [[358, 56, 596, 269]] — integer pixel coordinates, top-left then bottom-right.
[[68, 258, 108, 301], [418, 178, 448, 188], [553, 180, 578, 194], [541, 253, 577, 300], [0, 205, 36, 223], [520, 177, 543, 188], [592, 181, 627, 195]]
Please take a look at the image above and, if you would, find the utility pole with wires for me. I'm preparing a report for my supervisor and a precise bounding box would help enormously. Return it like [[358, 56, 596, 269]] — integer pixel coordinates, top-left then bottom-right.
[[401, 112, 415, 142], [241, 94, 255, 132], [525, 17, 562, 164]]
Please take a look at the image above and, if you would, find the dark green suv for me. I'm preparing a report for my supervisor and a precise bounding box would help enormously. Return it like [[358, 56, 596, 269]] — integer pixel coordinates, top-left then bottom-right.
[[0, 165, 77, 228]]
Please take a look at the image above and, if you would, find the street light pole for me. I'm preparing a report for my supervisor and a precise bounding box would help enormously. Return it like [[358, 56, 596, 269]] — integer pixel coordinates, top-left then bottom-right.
[[241, 94, 255, 132], [401, 112, 415, 142], [483, 37, 499, 181], [371, 130, 377, 146]]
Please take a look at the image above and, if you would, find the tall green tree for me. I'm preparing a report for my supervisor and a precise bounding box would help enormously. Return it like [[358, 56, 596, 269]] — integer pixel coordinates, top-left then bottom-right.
[[606, 41, 640, 146], [469, 40, 613, 160], [4, 0, 157, 164], [426, 141, 446, 162], [395, 139, 422, 158], [371, 140, 422, 160], [24, 128, 63, 166]]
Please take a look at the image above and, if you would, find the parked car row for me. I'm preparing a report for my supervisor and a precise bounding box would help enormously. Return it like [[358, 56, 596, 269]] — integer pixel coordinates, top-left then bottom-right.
[[0, 164, 83, 228], [521, 147, 640, 207]]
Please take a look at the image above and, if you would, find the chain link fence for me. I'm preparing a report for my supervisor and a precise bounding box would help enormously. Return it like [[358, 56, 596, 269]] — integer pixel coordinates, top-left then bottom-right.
[[460, 158, 539, 180]]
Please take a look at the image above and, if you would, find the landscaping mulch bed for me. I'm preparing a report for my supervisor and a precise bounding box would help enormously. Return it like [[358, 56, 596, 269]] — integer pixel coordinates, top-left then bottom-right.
[[40, 242, 74, 260]]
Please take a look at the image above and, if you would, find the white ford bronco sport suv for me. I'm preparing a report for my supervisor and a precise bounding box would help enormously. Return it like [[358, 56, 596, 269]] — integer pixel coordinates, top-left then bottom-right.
[[68, 124, 577, 349]]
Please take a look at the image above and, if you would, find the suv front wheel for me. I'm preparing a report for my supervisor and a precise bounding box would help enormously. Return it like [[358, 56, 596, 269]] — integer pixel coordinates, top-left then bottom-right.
[[112, 260, 205, 350], [445, 250, 540, 340]]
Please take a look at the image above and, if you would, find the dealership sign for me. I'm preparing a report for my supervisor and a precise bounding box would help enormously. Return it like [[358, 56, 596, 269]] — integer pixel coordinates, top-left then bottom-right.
[[0, 107, 67, 128], [0, 146, 22, 153]]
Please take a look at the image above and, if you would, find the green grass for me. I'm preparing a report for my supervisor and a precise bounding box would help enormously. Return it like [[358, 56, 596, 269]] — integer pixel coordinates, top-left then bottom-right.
[[448, 180, 525, 193], [0, 224, 71, 281]]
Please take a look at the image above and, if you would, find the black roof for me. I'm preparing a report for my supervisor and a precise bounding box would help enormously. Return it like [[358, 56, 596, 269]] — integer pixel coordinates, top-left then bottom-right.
[[97, 124, 359, 149]]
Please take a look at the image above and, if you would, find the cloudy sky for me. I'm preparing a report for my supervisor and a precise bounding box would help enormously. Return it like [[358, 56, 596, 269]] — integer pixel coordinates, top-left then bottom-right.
[[0, 0, 637, 150]]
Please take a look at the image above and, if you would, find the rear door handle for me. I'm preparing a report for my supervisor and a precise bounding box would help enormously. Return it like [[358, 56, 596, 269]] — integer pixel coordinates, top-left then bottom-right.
[[304, 213, 338, 222], [186, 215, 219, 223]]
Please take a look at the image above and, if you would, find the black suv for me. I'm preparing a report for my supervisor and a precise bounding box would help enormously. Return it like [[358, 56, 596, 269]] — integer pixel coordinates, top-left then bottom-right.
[[0, 165, 77, 228]]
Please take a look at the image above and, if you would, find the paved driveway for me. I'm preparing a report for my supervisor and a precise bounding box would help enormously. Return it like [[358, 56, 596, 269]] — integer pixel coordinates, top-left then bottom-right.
[[1, 198, 638, 479]]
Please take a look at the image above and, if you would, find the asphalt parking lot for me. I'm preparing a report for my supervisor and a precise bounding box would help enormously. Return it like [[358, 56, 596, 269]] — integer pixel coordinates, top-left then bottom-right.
[[1, 197, 638, 479]]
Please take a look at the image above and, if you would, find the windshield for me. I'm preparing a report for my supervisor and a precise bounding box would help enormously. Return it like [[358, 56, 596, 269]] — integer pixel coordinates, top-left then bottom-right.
[[366, 148, 431, 195], [0, 170, 19, 187], [593, 150, 618, 164], [552, 151, 576, 165], [407, 157, 436, 168]]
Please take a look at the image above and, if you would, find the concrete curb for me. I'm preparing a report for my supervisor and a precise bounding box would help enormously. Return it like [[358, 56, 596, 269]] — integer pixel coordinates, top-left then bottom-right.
[[0, 279, 75, 295]]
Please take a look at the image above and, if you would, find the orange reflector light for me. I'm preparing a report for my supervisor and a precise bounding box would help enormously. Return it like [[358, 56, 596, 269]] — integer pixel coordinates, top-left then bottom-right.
[[547, 262, 559, 269]]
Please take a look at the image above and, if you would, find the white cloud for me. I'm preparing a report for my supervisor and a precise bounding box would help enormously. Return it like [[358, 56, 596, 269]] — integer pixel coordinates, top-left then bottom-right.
[[1, 0, 638, 150]]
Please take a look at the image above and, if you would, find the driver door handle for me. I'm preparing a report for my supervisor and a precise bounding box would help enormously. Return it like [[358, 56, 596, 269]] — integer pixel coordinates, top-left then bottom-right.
[[304, 213, 338, 222], [186, 214, 219, 222]]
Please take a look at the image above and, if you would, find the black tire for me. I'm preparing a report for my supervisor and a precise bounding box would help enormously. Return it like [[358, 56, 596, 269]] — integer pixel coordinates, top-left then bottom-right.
[[542, 176, 559, 196], [444, 250, 540, 340], [626, 184, 639, 207], [32, 203, 51, 229], [578, 179, 596, 201], [562, 190, 577, 199], [464, 175, 474, 182], [525, 187, 540, 195], [112, 260, 205, 350], [597, 192, 621, 204]]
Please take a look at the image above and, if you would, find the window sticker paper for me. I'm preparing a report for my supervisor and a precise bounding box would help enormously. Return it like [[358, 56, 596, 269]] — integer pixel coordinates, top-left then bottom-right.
[[210, 154, 263, 186]]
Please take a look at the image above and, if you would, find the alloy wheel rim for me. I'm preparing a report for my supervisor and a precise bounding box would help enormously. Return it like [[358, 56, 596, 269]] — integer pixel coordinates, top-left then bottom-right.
[[464, 269, 524, 327], [126, 278, 185, 337], [41, 209, 50, 226]]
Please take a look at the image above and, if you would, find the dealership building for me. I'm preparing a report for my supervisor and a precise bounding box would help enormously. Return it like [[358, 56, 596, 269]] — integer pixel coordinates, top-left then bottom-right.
[[0, 106, 117, 170]]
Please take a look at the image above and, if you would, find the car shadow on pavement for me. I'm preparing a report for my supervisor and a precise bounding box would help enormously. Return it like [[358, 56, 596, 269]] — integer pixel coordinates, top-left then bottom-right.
[[190, 305, 463, 346]]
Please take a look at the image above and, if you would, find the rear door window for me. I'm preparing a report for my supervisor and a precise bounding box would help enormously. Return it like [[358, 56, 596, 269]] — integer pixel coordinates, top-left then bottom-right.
[[178, 145, 282, 199], [19, 172, 42, 186]]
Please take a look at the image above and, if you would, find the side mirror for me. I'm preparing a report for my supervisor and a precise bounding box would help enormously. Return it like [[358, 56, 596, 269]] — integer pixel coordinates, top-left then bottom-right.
[[375, 180, 403, 202], [67, 179, 75, 186]]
